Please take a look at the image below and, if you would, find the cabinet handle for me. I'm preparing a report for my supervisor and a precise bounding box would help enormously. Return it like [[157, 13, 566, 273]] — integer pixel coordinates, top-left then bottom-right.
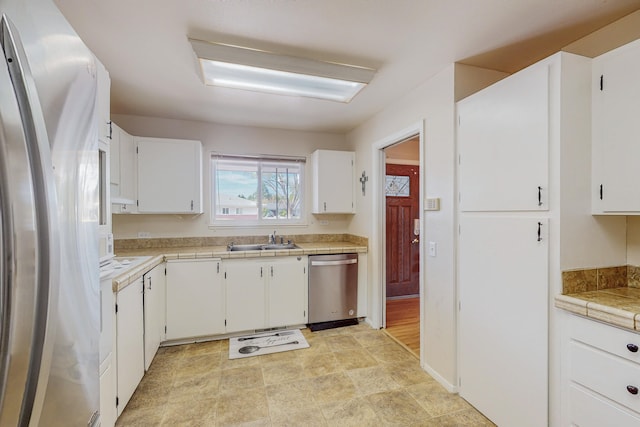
[[271, 266, 274, 277], [108, 120, 112, 139], [599, 184, 603, 201], [190, 200, 194, 211], [147, 277, 152, 290], [538, 186, 542, 206], [627, 343, 639, 353], [260, 267, 263, 278], [537, 222, 542, 242], [627, 385, 639, 395]]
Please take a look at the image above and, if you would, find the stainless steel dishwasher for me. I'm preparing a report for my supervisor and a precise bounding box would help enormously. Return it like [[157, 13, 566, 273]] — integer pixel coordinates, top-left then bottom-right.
[[308, 253, 358, 331]]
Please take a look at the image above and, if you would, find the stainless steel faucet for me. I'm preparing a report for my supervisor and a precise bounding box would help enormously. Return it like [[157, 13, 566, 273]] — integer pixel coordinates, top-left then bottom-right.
[[269, 230, 276, 244]]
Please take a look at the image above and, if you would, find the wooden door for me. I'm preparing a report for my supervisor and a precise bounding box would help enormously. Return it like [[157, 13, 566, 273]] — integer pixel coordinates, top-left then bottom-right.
[[385, 163, 419, 297]]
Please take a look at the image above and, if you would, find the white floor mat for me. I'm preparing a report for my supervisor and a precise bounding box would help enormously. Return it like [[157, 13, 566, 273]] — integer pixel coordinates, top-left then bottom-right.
[[228, 329, 309, 359]]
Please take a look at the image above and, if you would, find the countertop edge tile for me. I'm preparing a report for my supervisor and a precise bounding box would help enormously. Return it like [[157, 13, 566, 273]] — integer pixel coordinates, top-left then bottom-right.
[[586, 301, 636, 330], [554, 295, 587, 316]]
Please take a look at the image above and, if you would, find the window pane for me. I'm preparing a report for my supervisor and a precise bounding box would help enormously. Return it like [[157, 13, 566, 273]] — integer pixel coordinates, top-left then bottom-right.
[[214, 159, 259, 220], [261, 162, 302, 220]]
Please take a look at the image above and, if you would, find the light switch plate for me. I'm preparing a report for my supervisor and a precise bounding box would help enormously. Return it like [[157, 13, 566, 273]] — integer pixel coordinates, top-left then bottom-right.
[[428, 241, 437, 257]]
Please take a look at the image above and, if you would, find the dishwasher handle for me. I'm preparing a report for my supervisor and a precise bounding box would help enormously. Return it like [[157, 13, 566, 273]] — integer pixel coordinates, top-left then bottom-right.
[[310, 259, 357, 267]]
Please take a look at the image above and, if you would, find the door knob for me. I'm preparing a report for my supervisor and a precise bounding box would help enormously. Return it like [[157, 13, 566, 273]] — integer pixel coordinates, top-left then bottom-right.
[[411, 238, 419, 244]]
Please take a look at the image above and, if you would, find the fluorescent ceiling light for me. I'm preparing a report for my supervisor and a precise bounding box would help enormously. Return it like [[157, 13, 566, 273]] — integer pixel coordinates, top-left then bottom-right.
[[189, 39, 375, 103]]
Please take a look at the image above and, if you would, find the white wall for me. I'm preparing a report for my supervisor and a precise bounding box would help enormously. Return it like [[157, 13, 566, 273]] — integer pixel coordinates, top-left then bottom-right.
[[111, 114, 353, 239], [347, 64, 507, 390]]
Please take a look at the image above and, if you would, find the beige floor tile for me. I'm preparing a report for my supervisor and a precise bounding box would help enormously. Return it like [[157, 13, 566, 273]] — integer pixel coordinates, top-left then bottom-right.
[[324, 335, 362, 351], [406, 382, 471, 418], [365, 390, 432, 426], [160, 397, 216, 425], [299, 352, 341, 377], [169, 371, 221, 402], [320, 397, 381, 427], [346, 366, 402, 395], [116, 405, 165, 426], [216, 388, 269, 426], [220, 365, 264, 391], [309, 373, 358, 405], [383, 361, 436, 387], [262, 360, 307, 385], [352, 330, 395, 347], [426, 408, 496, 426], [270, 407, 327, 427], [333, 348, 379, 371], [115, 326, 493, 427], [367, 342, 416, 364], [266, 379, 318, 415]]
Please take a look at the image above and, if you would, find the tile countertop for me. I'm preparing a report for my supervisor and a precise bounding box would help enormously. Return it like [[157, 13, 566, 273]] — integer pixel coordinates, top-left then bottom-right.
[[555, 288, 640, 331], [110, 241, 367, 293]]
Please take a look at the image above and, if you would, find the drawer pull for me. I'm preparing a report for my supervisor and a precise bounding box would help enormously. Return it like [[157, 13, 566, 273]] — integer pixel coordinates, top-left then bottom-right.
[[627, 385, 639, 395], [627, 343, 639, 353]]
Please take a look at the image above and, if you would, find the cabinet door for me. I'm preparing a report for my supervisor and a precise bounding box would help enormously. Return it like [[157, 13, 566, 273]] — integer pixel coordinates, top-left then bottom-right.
[[95, 58, 111, 144], [457, 63, 549, 212], [458, 216, 549, 426], [312, 150, 355, 213], [143, 264, 165, 370], [136, 138, 202, 213], [109, 123, 120, 193], [99, 355, 116, 427], [268, 257, 307, 327], [593, 39, 640, 212], [116, 278, 144, 416], [119, 127, 137, 205], [165, 259, 224, 340], [225, 260, 266, 332]]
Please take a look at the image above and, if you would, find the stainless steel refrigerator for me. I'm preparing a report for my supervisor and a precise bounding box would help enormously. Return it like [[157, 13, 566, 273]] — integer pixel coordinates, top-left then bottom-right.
[[0, 0, 99, 425]]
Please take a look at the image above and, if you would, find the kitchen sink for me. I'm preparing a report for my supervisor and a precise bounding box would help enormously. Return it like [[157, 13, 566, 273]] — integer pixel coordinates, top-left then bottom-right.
[[227, 243, 299, 251]]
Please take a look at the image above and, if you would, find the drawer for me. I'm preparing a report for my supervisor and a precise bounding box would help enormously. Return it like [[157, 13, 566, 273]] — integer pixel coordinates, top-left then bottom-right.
[[570, 341, 640, 413], [569, 383, 640, 427], [569, 314, 640, 364]]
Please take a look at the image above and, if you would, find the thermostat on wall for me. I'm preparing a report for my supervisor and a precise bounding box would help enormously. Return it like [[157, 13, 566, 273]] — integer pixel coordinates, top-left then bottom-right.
[[425, 198, 440, 211]]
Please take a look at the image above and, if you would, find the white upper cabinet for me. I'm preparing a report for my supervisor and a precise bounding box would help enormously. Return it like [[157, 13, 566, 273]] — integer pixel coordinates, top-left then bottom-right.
[[95, 58, 111, 144], [592, 39, 640, 213], [136, 137, 203, 214], [311, 150, 355, 214], [110, 123, 137, 210], [457, 64, 549, 212]]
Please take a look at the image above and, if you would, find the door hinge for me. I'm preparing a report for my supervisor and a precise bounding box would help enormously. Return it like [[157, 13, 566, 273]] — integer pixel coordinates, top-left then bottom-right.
[[165, 267, 167, 275], [136, 199, 139, 207], [136, 146, 139, 154], [115, 304, 118, 314], [599, 184, 603, 200], [224, 319, 227, 326], [116, 396, 119, 407], [600, 74, 604, 91], [164, 325, 167, 333], [217, 263, 220, 274], [224, 272, 227, 279]]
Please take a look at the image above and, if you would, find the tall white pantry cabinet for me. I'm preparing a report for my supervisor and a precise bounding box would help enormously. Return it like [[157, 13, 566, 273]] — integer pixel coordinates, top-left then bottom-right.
[[456, 51, 617, 426]]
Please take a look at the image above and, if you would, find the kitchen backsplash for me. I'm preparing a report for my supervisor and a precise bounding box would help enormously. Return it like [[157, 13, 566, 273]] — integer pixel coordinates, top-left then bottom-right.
[[562, 265, 640, 294], [114, 233, 368, 250]]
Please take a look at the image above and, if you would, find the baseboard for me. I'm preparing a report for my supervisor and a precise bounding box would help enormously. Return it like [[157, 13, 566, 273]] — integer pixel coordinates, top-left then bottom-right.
[[422, 362, 458, 393]]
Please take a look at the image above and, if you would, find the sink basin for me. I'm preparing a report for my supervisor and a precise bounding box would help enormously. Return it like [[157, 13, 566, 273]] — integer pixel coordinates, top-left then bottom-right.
[[227, 243, 299, 251]]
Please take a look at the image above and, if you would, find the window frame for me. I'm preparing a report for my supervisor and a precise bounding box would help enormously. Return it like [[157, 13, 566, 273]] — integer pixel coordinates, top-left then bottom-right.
[[210, 153, 306, 227]]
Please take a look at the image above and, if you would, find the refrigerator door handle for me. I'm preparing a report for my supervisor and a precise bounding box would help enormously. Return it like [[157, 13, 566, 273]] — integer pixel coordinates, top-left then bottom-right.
[[0, 15, 60, 426]]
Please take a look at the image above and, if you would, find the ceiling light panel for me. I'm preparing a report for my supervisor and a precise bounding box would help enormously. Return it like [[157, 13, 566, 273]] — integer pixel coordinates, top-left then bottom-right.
[[190, 39, 375, 102]]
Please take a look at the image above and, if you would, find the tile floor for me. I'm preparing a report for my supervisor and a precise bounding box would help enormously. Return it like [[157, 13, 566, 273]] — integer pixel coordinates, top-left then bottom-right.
[[116, 323, 494, 426]]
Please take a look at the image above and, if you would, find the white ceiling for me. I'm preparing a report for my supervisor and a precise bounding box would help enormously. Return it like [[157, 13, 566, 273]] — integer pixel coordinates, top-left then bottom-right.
[[54, 0, 640, 133]]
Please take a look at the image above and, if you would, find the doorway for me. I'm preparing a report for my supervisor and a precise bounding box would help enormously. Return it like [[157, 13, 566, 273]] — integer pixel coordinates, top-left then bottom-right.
[[383, 136, 420, 357]]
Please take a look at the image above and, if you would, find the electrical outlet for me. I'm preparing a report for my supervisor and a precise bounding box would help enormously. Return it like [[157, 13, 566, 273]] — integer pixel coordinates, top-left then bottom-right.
[[138, 232, 151, 238]]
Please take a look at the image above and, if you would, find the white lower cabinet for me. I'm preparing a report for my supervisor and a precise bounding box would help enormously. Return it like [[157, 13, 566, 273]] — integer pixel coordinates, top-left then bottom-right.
[[225, 256, 307, 333], [165, 259, 224, 340], [564, 314, 640, 426], [116, 277, 145, 416], [143, 263, 165, 370]]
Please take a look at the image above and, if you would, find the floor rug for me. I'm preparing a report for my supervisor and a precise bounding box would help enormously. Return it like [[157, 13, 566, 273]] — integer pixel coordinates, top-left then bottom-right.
[[228, 329, 309, 359]]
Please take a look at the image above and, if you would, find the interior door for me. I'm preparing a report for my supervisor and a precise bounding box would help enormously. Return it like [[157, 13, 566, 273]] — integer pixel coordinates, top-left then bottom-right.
[[385, 163, 420, 297]]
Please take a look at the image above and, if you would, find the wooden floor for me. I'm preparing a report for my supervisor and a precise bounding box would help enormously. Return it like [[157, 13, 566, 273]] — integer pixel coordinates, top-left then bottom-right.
[[385, 297, 420, 357]]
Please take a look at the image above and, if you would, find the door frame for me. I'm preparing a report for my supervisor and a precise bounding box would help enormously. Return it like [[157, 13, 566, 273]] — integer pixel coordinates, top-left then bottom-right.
[[370, 121, 425, 359]]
